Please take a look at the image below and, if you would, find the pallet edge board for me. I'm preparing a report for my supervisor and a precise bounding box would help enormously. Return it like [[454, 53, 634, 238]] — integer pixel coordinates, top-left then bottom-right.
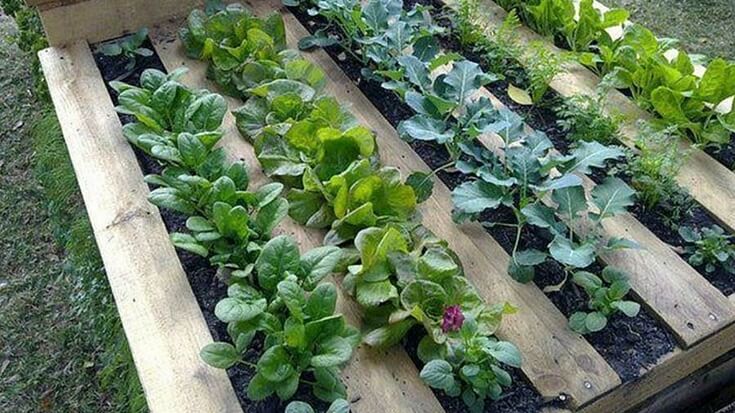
[[579, 321, 735, 413], [438, 0, 735, 235], [149, 20, 449, 413], [37, 41, 243, 413], [261, 1, 626, 407], [466, 82, 735, 348]]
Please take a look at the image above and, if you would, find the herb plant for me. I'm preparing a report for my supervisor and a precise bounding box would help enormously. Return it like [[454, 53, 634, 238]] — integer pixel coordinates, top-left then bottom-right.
[[555, 93, 621, 145], [679, 226, 735, 274]]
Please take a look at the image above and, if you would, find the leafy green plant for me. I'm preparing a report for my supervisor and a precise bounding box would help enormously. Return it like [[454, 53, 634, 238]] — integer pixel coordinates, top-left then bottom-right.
[[200, 236, 359, 402], [286, 399, 351, 413], [679, 225, 735, 274], [451, 108, 635, 283], [555, 93, 621, 144], [568, 267, 640, 334], [97, 28, 153, 75], [346, 222, 520, 412]]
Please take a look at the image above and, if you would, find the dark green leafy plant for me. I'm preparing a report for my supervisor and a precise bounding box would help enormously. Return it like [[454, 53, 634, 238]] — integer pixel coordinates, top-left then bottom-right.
[[679, 226, 735, 274], [200, 235, 359, 402], [568, 267, 640, 334], [97, 28, 153, 75], [555, 93, 622, 145]]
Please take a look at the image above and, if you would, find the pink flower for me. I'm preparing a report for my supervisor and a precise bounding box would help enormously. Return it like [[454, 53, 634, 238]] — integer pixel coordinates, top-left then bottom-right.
[[441, 305, 465, 333]]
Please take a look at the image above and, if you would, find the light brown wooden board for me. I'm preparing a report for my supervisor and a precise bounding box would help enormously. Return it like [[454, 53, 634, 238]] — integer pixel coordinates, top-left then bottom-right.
[[38, 41, 242, 413], [463, 82, 735, 348], [439, 0, 735, 236], [38, 0, 204, 46], [149, 20, 446, 413], [247, 0, 623, 407]]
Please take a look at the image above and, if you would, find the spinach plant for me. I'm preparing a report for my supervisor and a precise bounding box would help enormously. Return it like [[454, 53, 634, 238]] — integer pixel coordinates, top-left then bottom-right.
[[679, 225, 735, 274], [201, 236, 359, 402], [286, 399, 350, 413]]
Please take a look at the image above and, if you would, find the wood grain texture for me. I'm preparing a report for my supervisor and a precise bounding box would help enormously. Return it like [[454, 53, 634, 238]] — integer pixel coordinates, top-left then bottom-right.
[[38, 0, 204, 46], [249, 0, 623, 407], [38, 41, 242, 413], [453, 65, 735, 348], [440, 0, 735, 235], [149, 20, 446, 413]]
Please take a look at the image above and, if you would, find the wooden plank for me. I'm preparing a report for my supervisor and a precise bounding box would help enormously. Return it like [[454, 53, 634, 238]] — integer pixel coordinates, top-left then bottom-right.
[[38, 0, 204, 46], [243, 0, 623, 407], [439, 0, 735, 236], [579, 322, 735, 413], [149, 21, 446, 413], [25, 0, 88, 11], [450, 66, 735, 348], [38, 41, 242, 413]]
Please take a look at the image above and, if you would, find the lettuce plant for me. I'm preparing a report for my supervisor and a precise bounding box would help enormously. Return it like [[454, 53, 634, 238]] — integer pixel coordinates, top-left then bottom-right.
[[346, 222, 520, 411], [568, 267, 640, 334], [679, 225, 735, 274], [200, 236, 359, 402]]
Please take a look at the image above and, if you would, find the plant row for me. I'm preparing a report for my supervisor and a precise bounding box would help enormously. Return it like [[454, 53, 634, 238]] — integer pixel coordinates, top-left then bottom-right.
[[489, 0, 735, 150], [109, 3, 525, 412], [113, 68, 354, 412], [290, 0, 644, 334]]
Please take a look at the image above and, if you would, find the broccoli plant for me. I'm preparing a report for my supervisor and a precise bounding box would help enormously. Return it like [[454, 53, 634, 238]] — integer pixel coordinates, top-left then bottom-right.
[[451, 108, 636, 283], [200, 236, 359, 403], [679, 226, 735, 274], [568, 267, 641, 334]]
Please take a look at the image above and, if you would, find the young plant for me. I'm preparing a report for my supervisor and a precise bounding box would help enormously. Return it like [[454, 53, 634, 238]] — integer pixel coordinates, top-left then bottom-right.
[[569, 266, 641, 334], [200, 236, 359, 403], [345, 223, 520, 411], [97, 27, 153, 76], [286, 399, 350, 413], [451, 108, 635, 283], [678, 225, 735, 274], [555, 93, 622, 145]]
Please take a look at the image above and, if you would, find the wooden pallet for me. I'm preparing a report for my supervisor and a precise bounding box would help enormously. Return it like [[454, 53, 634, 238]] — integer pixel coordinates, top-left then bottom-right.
[[32, 0, 735, 412]]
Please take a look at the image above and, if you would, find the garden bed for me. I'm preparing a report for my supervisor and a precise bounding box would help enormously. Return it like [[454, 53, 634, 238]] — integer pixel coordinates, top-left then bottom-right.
[[34, 0, 735, 412]]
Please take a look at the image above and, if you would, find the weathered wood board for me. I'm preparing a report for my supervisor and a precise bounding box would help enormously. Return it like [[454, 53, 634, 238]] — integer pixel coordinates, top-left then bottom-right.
[[38, 41, 242, 413]]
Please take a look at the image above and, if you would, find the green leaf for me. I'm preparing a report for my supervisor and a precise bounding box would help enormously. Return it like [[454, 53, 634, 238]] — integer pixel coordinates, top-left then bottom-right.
[[362, 318, 416, 348], [286, 401, 315, 413], [214, 297, 267, 323], [300, 246, 343, 288], [200, 342, 239, 369], [585, 312, 608, 332], [313, 367, 347, 402], [420, 359, 455, 391], [521, 203, 562, 234], [444, 60, 485, 104], [398, 115, 454, 144], [406, 171, 434, 203], [418, 248, 459, 281], [397, 55, 430, 89], [298, 31, 338, 50], [485, 341, 522, 368], [452, 181, 506, 214], [569, 312, 588, 334], [564, 141, 624, 175], [186, 93, 227, 131], [311, 336, 353, 367], [305, 283, 338, 320], [255, 197, 289, 235], [258, 345, 295, 382], [651, 87, 689, 124], [356, 280, 398, 307], [507, 84, 533, 105], [572, 271, 602, 291], [170, 232, 209, 256], [255, 235, 301, 292], [278, 280, 306, 321], [247, 372, 275, 400], [590, 177, 635, 221], [326, 399, 350, 413], [549, 237, 595, 268], [613, 300, 641, 317], [255, 182, 284, 207], [551, 186, 587, 219]]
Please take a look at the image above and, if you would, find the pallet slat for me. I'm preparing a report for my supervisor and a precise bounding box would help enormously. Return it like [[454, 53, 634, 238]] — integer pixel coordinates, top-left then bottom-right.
[[38, 41, 242, 413], [149, 22, 446, 413], [439, 0, 735, 236], [252, 0, 623, 407]]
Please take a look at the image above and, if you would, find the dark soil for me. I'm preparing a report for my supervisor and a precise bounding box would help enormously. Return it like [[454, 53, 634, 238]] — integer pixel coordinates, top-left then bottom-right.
[[288, 0, 677, 388], [706, 139, 735, 171], [91, 33, 329, 413]]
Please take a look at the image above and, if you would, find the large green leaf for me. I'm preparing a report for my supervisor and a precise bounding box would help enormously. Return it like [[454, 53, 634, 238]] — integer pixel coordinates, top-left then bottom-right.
[[452, 181, 506, 214], [564, 141, 624, 175], [255, 235, 301, 292], [590, 177, 635, 221]]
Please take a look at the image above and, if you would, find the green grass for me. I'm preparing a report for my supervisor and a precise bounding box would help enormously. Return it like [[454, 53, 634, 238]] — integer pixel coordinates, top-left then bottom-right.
[[0, 12, 145, 413], [604, 0, 735, 59]]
